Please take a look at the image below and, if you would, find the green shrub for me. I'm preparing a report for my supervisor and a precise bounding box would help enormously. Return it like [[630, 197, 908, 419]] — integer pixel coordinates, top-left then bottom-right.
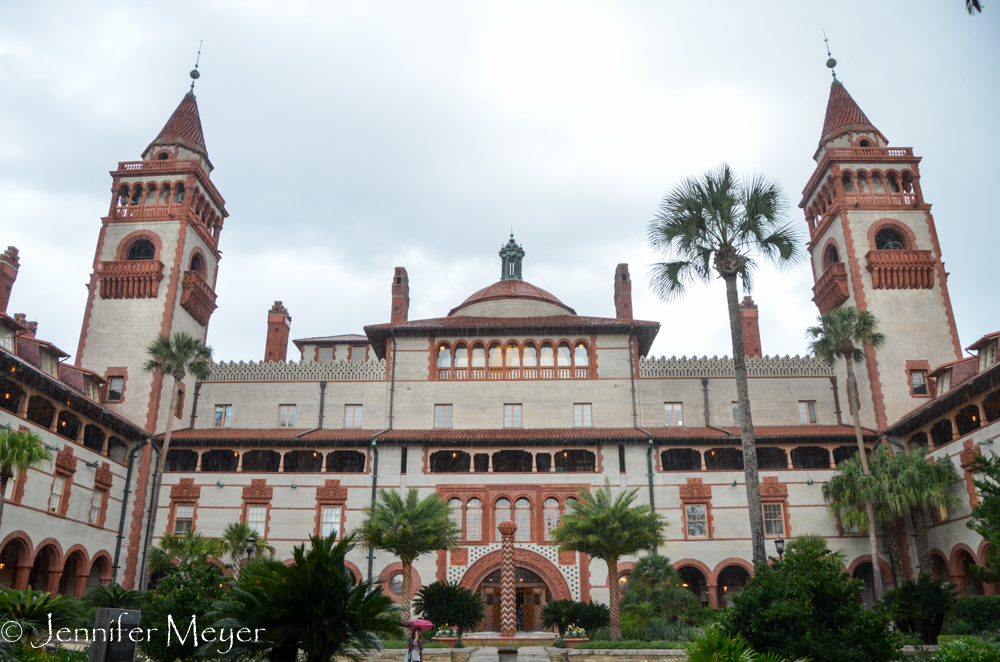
[[412, 581, 484, 646], [944, 595, 1000, 634], [574, 639, 686, 649], [881, 574, 956, 644], [541, 599, 609, 636], [683, 626, 806, 662], [140, 564, 225, 662], [935, 636, 1000, 662]]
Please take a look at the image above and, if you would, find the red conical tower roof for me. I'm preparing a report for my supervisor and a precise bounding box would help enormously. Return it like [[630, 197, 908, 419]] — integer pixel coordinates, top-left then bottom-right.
[[819, 82, 883, 145], [143, 92, 209, 161]]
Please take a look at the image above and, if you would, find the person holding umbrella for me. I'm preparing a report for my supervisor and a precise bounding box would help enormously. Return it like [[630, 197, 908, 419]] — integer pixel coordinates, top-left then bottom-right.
[[404, 619, 432, 662]]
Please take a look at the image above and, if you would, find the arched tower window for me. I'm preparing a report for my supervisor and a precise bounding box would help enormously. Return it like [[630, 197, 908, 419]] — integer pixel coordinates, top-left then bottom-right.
[[189, 253, 205, 276], [842, 172, 854, 193], [144, 185, 157, 205], [173, 184, 185, 204], [824, 244, 840, 269], [887, 173, 901, 193], [159, 184, 172, 204], [127, 239, 155, 261], [514, 498, 531, 541], [875, 228, 905, 250], [130, 185, 143, 206], [872, 172, 885, 193], [859, 139, 871, 147], [157, 151, 170, 160]]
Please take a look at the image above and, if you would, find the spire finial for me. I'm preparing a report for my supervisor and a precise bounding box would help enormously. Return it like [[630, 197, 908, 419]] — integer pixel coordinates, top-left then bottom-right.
[[499, 234, 524, 281], [823, 30, 839, 84], [189, 41, 202, 95]]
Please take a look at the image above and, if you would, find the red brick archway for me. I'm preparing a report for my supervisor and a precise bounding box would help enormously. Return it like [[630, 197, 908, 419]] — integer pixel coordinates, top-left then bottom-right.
[[459, 548, 572, 601]]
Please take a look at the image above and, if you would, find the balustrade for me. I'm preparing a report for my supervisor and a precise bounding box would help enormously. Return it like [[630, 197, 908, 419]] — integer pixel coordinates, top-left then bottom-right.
[[180, 270, 218, 325], [98, 260, 164, 299], [436, 365, 588, 381], [865, 250, 936, 289], [812, 262, 850, 314]]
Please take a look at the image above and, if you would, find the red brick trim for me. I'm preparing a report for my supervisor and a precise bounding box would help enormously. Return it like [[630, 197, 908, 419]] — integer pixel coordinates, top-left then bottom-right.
[[174, 381, 186, 419], [905, 360, 933, 398], [866, 219, 917, 252], [846, 555, 895, 588], [457, 547, 572, 602], [960, 439, 982, 508], [314, 480, 347, 538], [378, 561, 422, 605], [678, 478, 715, 540], [102, 367, 128, 404], [760, 476, 791, 538]]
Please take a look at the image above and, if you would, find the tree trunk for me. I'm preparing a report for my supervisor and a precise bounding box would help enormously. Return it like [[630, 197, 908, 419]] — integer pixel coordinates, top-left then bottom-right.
[[912, 507, 932, 574], [888, 518, 906, 584], [608, 557, 622, 639], [723, 274, 766, 564], [402, 559, 412, 620], [141, 376, 179, 590], [0, 476, 7, 537], [845, 358, 884, 600]]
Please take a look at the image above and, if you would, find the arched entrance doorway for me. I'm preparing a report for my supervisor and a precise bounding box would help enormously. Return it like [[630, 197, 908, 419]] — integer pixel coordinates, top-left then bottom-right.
[[677, 566, 709, 607], [716, 565, 751, 608], [29, 545, 59, 592], [0, 538, 29, 588], [476, 567, 550, 632], [852, 562, 887, 607]]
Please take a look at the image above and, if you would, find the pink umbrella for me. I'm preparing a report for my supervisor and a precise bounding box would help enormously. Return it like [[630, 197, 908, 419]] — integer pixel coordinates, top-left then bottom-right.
[[404, 619, 434, 630]]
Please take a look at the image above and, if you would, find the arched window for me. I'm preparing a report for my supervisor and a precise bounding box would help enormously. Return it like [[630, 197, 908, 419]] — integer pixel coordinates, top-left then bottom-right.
[[117, 185, 130, 207], [189, 253, 205, 276], [875, 228, 905, 250], [505, 343, 520, 368], [824, 244, 839, 269], [856, 172, 869, 193], [437, 345, 452, 368], [157, 151, 170, 160], [540, 343, 554, 367], [901, 171, 915, 193], [522, 344, 537, 367], [144, 185, 157, 205], [514, 498, 531, 541], [872, 172, 885, 193], [557, 343, 572, 367], [467, 498, 482, 541], [574, 342, 588, 366], [448, 498, 462, 536], [472, 344, 486, 368], [495, 498, 512, 540], [173, 184, 185, 204], [159, 184, 171, 204], [127, 239, 155, 261], [543, 498, 560, 541], [489, 344, 503, 368], [859, 138, 871, 147], [841, 172, 854, 193], [454, 344, 469, 368]]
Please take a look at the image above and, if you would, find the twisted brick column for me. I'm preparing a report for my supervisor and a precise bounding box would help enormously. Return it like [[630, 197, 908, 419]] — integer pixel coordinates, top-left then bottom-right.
[[498, 520, 518, 637]]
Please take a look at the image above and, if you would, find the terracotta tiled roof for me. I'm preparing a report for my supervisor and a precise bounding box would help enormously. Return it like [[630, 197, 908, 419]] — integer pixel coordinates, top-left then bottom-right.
[[721, 424, 879, 438], [450, 280, 575, 316], [292, 334, 369, 350], [966, 331, 1000, 352], [884, 360, 1000, 436], [364, 315, 660, 359], [300, 429, 382, 440], [166, 428, 307, 440], [929, 357, 976, 379], [820, 83, 880, 144], [147, 93, 207, 156]]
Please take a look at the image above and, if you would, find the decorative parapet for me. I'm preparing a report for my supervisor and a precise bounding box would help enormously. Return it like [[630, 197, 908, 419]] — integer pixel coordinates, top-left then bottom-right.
[[865, 249, 936, 290], [639, 354, 831, 378], [207, 357, 386, 382], [180, 270, 217, 326], [812, 262, 849, 314], [98, 260, 164, 299]]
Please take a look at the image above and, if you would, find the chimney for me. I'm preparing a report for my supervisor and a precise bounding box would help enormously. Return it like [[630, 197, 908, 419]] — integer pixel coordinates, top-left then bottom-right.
[[12, 313, 35, 338], [739, 296, 762, 358], [0, 246, 20, 314], [264, 301, 291, 363], [614, 264, 632, 321], [391, 267, 409, 324]]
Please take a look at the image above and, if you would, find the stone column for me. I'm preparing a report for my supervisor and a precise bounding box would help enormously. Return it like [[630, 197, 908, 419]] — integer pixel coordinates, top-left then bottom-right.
[[498, 520, 518, 637], [13, 565, 30, 590]]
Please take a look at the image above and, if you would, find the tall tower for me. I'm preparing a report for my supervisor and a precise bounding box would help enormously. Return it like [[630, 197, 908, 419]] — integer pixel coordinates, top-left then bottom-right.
[[76, 84, 228, 434], [801, 77, 960, 429]]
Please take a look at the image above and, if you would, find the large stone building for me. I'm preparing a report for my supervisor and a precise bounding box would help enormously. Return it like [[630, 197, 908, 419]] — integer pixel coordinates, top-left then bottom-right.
[[1, 75, 997, 630]]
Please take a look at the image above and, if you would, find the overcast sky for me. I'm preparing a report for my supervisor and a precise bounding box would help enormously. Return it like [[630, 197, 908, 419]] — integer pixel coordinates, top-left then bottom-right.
[[1, 1, 997, 364]]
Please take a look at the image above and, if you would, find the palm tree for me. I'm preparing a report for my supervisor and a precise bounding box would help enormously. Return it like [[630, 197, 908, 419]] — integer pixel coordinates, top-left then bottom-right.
[[219, 521, 275, 580], [0, 425, 50, 537], [648, 164, 801, 564], [356, 488, 460, 619], [148, 529, 224, 575], [207, 534, 402, 662], [966, 0, 983, 14], [550, 480, 666, 639], [82, 583, 142, 610], [142, 331, 213, 586], [897, 449, 959, 573], [807, 305, 886, 598]]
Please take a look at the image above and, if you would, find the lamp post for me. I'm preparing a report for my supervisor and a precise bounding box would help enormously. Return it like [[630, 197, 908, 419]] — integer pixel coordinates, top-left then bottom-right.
[[774, 536, 785, 562], [245, 536, 256, 564]]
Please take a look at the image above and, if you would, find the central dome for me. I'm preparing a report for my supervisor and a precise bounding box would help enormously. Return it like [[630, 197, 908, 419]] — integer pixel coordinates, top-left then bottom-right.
[[448, 280, 576, 317]]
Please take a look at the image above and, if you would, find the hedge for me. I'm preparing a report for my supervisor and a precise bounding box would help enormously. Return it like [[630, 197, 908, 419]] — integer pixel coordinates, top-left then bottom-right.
[[574, 640, 685, 650], [944, 595, 1000, 634]]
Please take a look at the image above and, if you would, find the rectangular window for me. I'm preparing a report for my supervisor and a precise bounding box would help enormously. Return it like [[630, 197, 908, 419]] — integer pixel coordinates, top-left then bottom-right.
[[345, 405, 363, 428], [215, 405, 232, 428], [798, 401, 817, 424], [278, 405, 297, 428], [982, 342, 997, 371], [107, 377, 124, 402], [434, 404, 453, 428], [664, 403, 683, 426], [732, 402, 740, 425], [763, 503, 784, 537], [937, 369, 951, 395], [0, 325, 13, 351], [317, 347, 334, 362], [86, 378, 100, 402], [245, 504, 268, 536], [911, 371, 928, 396], [89, 489, 106, 525], [685, 504, 708, 538], [350, 346, 366, 362], [504, 404, 522, 428], [48, 475, 66, 514], [574, 404, 592, 427], [321, 505, 342, 538], [41, 352, 59, 377], [174, 504, 194, 534]]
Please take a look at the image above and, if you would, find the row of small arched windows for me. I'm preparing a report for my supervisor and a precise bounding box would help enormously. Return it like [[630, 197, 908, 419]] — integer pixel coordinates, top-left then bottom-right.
[[806, 169, 918, 230], [115, 181, 222, 239], [446, 496, 577, 542], [436, 340, 590, 369], [121, 236, 206, 278]]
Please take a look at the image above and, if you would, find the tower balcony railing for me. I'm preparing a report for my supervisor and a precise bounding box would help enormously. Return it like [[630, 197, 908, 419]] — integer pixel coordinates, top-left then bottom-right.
[[865, 250, 936, 290], [113, 203, 187, 219], [115, 159, 203, 174], [98, 260, 164, 299], [843, 192, 918, 207], [180, 270, 218, 326], [827, 146, 914, 159], [436, 366, 589, 381], [812, 262, 850, 314]]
